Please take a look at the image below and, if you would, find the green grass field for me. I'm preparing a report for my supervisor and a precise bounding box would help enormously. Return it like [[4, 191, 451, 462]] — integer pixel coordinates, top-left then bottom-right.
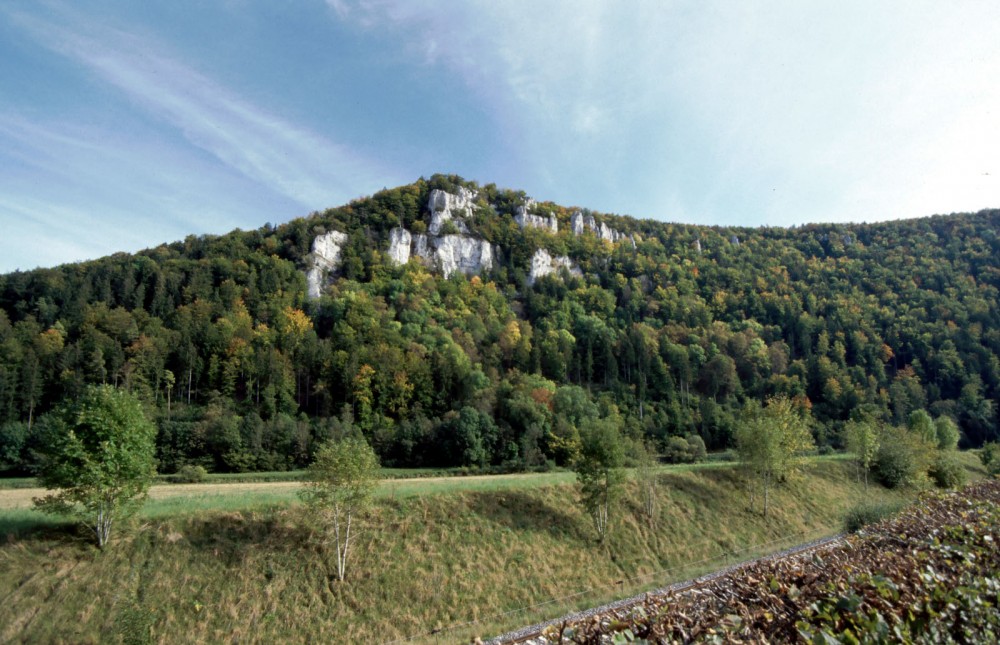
[[0, 452, 986, 644]]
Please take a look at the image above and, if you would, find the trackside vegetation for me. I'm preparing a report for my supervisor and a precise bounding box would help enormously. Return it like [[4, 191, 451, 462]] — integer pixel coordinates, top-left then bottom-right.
[[0, 454, 986, 643]]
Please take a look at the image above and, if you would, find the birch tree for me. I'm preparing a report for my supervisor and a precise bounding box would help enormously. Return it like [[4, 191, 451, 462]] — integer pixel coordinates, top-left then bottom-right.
[[573, 418, 626, 543], [735, 396, 814, 517], [299, 436, 380, 582], [34, 385, 157, 549], [844, 419, 880, 488]]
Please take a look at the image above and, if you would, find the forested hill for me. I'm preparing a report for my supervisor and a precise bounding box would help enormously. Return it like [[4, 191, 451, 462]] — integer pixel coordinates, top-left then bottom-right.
[[1, 175, 998, 474]]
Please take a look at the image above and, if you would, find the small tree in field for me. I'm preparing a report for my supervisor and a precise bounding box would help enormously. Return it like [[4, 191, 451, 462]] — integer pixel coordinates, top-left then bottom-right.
[[34, 385, 157, 549], [735, 396, 814, 517], [844, 419, 880, 488], [299, 436, 380, 582], [573, 418, 626, 543], [632, 438, 660, 527]]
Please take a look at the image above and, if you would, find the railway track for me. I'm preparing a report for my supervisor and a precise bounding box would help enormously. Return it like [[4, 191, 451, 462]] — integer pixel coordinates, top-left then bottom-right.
[[486, 533, 845, 645]]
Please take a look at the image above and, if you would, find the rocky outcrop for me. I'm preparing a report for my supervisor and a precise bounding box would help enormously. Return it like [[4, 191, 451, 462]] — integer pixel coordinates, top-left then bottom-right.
[[514, 200, 558, 233], [570, 211, 632, 245], [306, 230, 349, 298], [387, 228, 495, 277], [385, 189, 494, 277], [730, 235, 740, 247], [529, 248, 582, 285], [428, 187, 476, 235], [431, 235, 494, 277], [388, 228, 412, 265]]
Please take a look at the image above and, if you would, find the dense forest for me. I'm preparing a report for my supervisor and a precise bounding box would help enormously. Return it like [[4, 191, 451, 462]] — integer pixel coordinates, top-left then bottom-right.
[[1, 175, 998, 475]]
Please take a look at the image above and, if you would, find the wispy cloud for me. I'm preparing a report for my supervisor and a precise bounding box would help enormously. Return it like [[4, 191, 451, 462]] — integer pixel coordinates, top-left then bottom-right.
[[8, 5, 397, 211], [328, 1, 1000, 224]]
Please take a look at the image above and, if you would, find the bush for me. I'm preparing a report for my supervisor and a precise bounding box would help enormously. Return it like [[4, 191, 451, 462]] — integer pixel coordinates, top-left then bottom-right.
[[980, 442, 1000, 476], [843, 500, 904, 533], [929, 453, 967, 489], [662, 435, 707, 464], [873, 427, 934, 489], [169, 464, 208, 484]]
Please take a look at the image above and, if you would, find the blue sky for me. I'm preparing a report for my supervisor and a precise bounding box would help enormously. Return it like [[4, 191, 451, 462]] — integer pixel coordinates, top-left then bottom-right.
[[2, 1, 999, 272]]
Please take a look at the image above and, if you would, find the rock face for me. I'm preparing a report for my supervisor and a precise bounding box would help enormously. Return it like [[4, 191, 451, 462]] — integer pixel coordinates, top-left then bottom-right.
[[427, 187, 476, 235], [570, 210, 631, 244], [386, 189, 494, 277], [388, 228, 412, 265], [431, 235, 494, 277], [529, 248, 582, 285], [306, 230, 349, 299], [514, 200, 558, 233]]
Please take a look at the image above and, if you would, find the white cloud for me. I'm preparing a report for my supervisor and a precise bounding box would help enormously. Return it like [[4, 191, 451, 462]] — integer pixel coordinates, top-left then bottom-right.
[[329, 0, 1000, 224]]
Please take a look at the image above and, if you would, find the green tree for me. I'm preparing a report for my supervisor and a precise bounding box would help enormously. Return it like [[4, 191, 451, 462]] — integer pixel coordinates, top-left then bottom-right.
[[907, 409, 936, 444], [979, 441, 1000, 476], [844, 419, 880, 488], [933, 416, 960, 451], [632, 438, 660, 527], [573, 418, 626, 542], [33, 386, 157, 548], [735, 396, 815, 517], [299, 436, 380, 582]]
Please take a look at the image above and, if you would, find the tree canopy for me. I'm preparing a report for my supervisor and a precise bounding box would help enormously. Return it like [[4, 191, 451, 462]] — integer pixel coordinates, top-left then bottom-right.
[[33, 385, 157, 548], [0, 176, 997, 474]]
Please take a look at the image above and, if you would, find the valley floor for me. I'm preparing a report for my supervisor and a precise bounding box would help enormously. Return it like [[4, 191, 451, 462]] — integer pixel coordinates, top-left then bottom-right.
[[0, 454, 986, 644]]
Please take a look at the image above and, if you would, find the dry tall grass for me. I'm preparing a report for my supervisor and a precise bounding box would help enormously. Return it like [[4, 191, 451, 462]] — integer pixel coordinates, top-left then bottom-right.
[[0, 456, 979, 644]]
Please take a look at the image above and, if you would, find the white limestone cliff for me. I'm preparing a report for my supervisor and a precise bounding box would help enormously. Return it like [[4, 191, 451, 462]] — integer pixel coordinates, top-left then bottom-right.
[[570, 210, 631, 245], [515, 201, 558, 233], [427, 187, 476, 235], [306, 230, 349, 299], [388, 228, 412, 265], [431, 235, 494, 277], [528, 248, 582, 285]]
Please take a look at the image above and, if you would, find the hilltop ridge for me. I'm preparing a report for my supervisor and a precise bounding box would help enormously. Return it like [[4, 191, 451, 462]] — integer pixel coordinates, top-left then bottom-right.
[[0, 174, 997, 475]]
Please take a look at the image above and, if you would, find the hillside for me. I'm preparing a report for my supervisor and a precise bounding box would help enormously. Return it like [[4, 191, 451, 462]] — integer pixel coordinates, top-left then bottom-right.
[[1, 175, 999, 473], [0, 459, 912, 643]]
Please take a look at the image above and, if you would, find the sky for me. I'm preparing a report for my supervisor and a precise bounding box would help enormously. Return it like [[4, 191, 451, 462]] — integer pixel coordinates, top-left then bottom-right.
[[1, 1, 999, 273]]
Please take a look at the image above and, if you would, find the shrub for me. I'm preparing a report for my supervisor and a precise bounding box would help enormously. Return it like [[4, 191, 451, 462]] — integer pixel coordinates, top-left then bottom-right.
[[929, 453, 967, 489], [980, 442, 1000, 476], [873, 426, 934, 489], [843, 500, 904, 533], [662, 435, 707, 464], [169, 464, 208, 484], [685, 434, 707, 461]]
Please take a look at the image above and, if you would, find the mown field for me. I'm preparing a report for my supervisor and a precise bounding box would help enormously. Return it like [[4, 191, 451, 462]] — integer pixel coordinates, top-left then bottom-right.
[[0, 454, 986, 644]]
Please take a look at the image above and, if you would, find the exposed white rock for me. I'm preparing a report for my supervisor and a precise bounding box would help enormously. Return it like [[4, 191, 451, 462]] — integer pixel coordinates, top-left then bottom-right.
[[388, 226, 494, 278], [306, 230, 349, 299], [528, 248, 582, 285], [427, 187, 476, 235], [429, 235, 494, 278], [730, 235, 740, 247], [514, 200, 559, 233], [388, 228, 412, 265], [693, 238, 702, 254], [414, 233, 431, 259], [570, 210, 631, 245]]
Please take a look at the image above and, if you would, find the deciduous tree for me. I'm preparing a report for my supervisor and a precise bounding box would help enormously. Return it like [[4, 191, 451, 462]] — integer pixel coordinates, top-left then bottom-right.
[[735, 396, 814, 517], [573, 418, 626, 542], [299, 436, 380, 582], [34, 385, 157, 548]]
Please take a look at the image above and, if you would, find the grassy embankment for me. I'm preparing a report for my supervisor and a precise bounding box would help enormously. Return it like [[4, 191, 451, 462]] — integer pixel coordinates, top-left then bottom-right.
[[0, 453, 986, 644]]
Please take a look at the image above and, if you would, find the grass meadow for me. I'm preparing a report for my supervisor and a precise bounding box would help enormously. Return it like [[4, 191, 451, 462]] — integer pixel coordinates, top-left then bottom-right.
[[0, 453, 986, 644]]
